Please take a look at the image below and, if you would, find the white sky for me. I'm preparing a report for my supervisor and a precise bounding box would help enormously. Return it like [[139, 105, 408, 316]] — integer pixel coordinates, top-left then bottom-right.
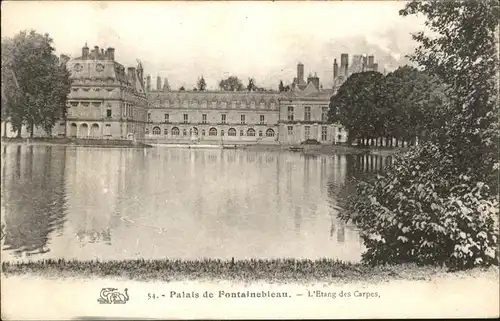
[[1, 1, 424, 90]]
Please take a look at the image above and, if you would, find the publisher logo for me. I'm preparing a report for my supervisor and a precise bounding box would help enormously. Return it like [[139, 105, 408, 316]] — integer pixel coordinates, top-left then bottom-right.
[[97, 288, 129, 304]]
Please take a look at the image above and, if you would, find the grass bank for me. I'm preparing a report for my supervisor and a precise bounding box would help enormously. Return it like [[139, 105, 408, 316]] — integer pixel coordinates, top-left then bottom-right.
[[1, 137, 152, 148], [2, 258, 495, 284], [239, 144, 407, 156]]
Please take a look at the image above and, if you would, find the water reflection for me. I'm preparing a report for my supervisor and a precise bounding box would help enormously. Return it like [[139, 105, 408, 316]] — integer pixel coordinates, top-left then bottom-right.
[[1, 145, 390, 262]]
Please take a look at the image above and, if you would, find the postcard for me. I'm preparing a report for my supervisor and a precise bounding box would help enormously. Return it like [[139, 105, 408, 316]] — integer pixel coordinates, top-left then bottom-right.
[[1, 0, 499, 319]]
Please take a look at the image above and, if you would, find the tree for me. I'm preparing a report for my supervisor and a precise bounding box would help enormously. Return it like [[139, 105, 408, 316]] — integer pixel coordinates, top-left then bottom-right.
[[278, 80, 285, 92], [328, 71, 384, 145], [400, 0, 499, 188], [219, 76, 244, 91], [247, 78, 257, 91], [1, 30, 71, 137], [197, 76, 207, 91], [179, 86, 185, 91]]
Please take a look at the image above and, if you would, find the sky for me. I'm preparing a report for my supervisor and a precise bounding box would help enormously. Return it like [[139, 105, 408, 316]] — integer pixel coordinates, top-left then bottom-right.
[[1, 1, 425, 90]]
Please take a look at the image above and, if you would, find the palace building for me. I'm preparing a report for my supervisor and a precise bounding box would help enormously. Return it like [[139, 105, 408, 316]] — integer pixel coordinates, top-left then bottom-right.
[[2, 43, 360, 145], [56, 44, 149, 140]]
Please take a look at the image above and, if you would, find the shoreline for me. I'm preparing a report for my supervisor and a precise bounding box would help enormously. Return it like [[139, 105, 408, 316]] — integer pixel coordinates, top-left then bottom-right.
[[1, 137, 407, 155], [2, 258, 497, 284]]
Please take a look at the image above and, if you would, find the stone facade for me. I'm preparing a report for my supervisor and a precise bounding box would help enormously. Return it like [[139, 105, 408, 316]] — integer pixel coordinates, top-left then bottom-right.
[[62, 44, 148, 140]]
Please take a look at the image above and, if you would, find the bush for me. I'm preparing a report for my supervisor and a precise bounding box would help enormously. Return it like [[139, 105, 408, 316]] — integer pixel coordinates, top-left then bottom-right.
[[300, 139, 321, 145], [341, 142, 499, 270]]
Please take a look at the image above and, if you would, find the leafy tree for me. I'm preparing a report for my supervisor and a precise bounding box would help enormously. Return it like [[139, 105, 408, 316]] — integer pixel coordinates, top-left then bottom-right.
[[219, 76, 244, 91], [343, 0, 500, 270], [179, 86, 185, 91], [247, 78, 257, 91], [278, 80, 285, 92], [197, 76, 206, 91], [329, 71, 384, 145], [1, 30, 71, 137]]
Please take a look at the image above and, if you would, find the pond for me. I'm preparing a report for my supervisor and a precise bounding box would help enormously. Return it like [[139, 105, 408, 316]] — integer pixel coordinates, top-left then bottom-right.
[[0, 144, 391, 263]]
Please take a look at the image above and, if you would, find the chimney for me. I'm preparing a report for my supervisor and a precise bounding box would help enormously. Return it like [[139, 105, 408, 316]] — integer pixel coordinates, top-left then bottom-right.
[[368, 55, 375, 66], [127, 67, 137, 85], [340, 53, 349, 77], [297, 62, 304, 82], [333, 59, 338, 79], [94, 46, 99, 59], [146, 75, 151, 91], [100, 49, 105, 59], [362, 56, 368, 71], [156, 76, 161, 91], [106, 47, 115, 60], [82, 43, 89, 60]]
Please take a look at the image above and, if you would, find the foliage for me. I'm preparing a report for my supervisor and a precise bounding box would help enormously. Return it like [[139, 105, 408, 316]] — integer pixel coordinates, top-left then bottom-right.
[[1, 30, 71, 137], [329, 71, 384, 144], [278, 80, 285, 92], [196, 76, 206, 91], [179, 86, 185, 91], [219, 76, 244, 91], [341, 1, 499, 270], [341, 142, 499, 269]]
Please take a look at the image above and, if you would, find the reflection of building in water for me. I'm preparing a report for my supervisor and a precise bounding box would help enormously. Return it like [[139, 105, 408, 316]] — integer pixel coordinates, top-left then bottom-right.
[[1, 145, 67, 257]]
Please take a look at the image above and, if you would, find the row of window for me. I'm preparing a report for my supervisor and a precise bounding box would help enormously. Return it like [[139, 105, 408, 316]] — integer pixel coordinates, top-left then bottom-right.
[[149, 113, 268, 125], [287, 106, 328, 121], [286, 125, 337, 141], [152, 100, 277, 110], [148, 127, 276, 138]]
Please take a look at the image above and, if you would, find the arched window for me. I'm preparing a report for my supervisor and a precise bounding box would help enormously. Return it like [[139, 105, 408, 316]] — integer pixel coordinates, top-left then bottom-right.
[[228, 128, 237, 136], [192, 127, 199, 136], [152, 126, 161, 135], [266, 128, 275, 137], [209, 127, 217, 136], [172, 127, 180, 136], [247, 128, 256, 136], [183, 129, 187, 136]]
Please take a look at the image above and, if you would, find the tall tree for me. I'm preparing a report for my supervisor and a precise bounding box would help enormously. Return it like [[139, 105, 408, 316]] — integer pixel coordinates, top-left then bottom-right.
[[197, 76, 207, 91], [278, 80, 285, 92], [247, 78, 257, 91], [219, 76, 244, 91], [401, 0, 499, 190], [1, 30, 71, 137], [329, 71, 384, 145]]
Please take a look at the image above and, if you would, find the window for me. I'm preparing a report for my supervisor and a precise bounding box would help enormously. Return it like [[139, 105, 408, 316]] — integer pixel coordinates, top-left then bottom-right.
[[259, 130, 263, 137], [231, 101, 236, 109], [240, 130, 244, 136], [321, 126, 327, 141], [221, 130, 224, 136], [259, 102, 265, 109], [183, 114, 188, 124], [107, 109, 112, 118], [287, 126, 293, 135], [228, 128, 236, 136], [152, 126, 161, 135], [147, 113, 151, 122], [193, 127, 199, 136], [305, 126, 310, 139], [145, 128, 149, 135], [221, 114, 226, 124], [247, 128, 256, 136], [287, 106, 294, 121], [105, 124, 111, 136], [338, 134, 342, 141], [164, 128, 168, 135], [172, 127, 180, 136], [304, 107, 311, 121], [321, 107, 328, 122], [202, 130, 206, 136], [266, 129, 275, 137], [70, 102, 78, 107], [240, 115, 246, 124], [202, 114, 207, 124], [182, 129, 187, 136], [209, 128, 217, 136], [164, 114, 169, 123], [259, 115, 265, 124]]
